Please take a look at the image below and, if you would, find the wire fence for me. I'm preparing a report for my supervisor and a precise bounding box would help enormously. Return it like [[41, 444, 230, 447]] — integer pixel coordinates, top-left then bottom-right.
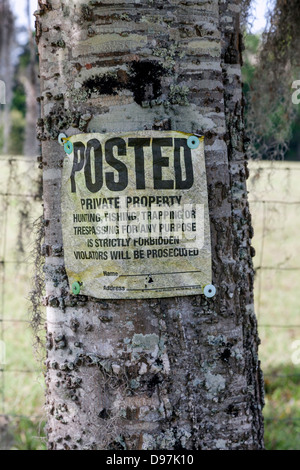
[[0, 156, 299, 448], [0, 155, 45, 450], [248, 162, 300, 445]]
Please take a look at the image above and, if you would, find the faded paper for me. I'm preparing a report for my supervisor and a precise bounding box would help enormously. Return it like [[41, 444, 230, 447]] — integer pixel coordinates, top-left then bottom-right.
[[61, 131, 212, 299]]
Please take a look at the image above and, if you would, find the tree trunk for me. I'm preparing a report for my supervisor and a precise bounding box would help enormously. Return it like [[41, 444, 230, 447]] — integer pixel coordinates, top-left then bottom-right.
[[36, 0, 264, 450]]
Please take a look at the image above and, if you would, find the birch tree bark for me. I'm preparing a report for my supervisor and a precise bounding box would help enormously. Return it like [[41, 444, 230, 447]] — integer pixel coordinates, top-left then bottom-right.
[[35, 0, 264, 450]]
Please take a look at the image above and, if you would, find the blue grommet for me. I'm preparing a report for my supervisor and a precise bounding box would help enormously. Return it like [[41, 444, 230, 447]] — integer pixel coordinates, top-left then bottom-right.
[[203, 284, 216, 298], [64, 141, 73, 154], [187, 136, 200, 149], [58, 133, 67, 146]]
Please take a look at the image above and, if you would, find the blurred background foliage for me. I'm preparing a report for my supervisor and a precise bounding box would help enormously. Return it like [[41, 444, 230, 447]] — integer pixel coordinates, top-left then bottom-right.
[[0, 0, 300, 161], [0, 0, 39, 157], [1, 1, 300, 161], [242, 0, 300, 161]]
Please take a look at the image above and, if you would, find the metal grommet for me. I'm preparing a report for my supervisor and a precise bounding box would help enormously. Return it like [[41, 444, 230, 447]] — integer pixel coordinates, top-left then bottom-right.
[[64, 141, 73, 155], [187, 135, 200, 149], [58, 133, 67, 146], [203, 284, 216, 298], [72, 282, 81, 295]]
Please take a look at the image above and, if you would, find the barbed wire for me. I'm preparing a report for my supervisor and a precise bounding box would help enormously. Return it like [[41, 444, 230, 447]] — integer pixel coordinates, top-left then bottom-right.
[[0, 156, 300, 448], [0, 155, 44, 449]]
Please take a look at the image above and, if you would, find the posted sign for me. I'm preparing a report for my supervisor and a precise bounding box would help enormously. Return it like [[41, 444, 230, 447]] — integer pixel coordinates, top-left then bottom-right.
[[61, 131, 212, 299]]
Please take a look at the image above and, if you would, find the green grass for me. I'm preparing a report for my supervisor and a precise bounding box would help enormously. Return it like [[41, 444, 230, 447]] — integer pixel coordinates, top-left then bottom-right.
[[9, 417, 46, 451]]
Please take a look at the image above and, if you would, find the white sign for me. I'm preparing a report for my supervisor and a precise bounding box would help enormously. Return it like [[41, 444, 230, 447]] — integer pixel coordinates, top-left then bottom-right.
[[61, 131, 212, 299]]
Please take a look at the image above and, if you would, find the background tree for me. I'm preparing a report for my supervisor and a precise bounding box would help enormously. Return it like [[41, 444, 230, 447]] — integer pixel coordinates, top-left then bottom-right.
[[35, 0, 264, 450], [245, 0, 300, 161], [23, 0, 39, 157]]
